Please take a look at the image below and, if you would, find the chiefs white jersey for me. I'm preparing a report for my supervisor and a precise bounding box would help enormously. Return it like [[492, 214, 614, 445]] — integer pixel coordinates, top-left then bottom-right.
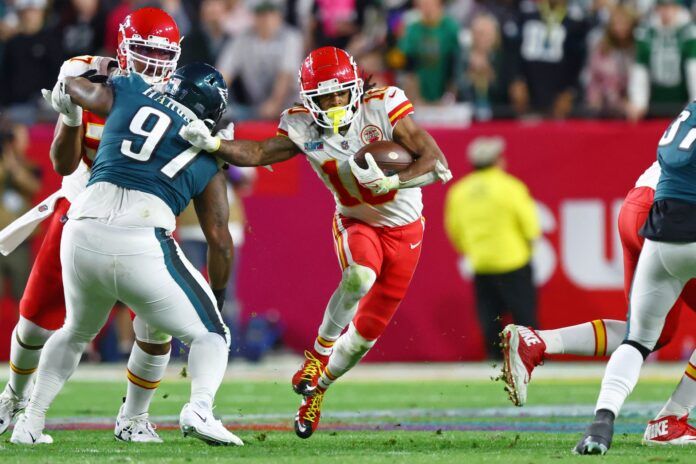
[[278, 86, 420, 227], [58, 55, 114, 202], [635, 161, 660, 190]]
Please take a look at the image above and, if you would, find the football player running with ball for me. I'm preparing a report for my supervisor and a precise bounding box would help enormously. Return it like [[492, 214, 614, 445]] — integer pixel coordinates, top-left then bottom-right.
[[0, 8, 203, 443], [181, 46, 452, 439], [10, 63, 241, 446], [573, 103, 696, 454]]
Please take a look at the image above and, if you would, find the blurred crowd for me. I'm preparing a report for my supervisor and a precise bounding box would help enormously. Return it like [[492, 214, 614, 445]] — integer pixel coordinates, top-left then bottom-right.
[[0, 0, 694, 125]]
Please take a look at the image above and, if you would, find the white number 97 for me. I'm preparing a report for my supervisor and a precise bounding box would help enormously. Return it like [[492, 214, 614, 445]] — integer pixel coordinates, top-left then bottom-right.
[[121, 107, 172, 161], [119, 106, 204, 179]]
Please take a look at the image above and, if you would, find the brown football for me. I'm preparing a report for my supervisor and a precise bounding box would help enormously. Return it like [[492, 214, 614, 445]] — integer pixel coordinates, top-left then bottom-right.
[[354, 141, 414, 176]]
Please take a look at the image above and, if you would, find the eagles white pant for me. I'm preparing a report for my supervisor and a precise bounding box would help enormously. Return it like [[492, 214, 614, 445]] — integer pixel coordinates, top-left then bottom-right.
[[60, 218, 229, 345], [627, 238, 694, 350]]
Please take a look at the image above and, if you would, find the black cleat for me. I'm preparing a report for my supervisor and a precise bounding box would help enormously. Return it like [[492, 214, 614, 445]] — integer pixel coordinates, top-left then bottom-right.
[[573, 410, 615, 455]]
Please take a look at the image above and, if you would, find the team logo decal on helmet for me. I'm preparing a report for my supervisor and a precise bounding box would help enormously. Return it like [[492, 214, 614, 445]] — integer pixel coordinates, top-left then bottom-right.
[[299, 47, 364, 133], [164, 62, 229, 126], [117, 7, 181, 85]]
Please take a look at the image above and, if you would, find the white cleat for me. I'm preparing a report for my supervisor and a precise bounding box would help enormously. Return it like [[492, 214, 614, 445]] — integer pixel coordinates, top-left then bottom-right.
[[0, 387, 27, 435], [10, 413, 53, 445], [114, 403, 163, 443], [500, 324, 546, 407], [179, 402, 243, 446]]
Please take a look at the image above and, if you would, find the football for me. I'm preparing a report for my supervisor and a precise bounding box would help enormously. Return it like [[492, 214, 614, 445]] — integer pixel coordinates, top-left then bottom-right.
[[354, 141, 414, 176]]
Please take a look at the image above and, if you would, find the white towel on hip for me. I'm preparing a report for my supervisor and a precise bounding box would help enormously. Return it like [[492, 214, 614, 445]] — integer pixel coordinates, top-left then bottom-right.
[[0, 190, 65, 256]]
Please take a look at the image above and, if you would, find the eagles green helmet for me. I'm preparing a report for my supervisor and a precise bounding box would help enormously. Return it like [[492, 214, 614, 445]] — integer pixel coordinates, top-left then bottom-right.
[[164, 62, 228, 126]]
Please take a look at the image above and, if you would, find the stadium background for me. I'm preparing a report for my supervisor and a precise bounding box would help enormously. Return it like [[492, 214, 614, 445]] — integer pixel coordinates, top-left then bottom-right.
[[1, 0, 695, 362]]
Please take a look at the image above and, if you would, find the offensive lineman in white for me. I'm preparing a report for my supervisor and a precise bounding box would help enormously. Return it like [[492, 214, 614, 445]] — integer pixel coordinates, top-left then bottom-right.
[[181, 46, 452, 438]]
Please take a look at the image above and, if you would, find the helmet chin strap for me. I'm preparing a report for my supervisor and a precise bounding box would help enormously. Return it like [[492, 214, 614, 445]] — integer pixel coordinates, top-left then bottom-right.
[[326, 106, 348, 134]]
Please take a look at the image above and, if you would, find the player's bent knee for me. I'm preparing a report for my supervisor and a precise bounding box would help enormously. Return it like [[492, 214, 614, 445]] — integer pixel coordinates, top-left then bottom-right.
[[133, 316, 173, 346], [136, 339, 171, 356], [340, 265, 376, 299], [16, 316, 54, 348], [622, 340, 652, 360]]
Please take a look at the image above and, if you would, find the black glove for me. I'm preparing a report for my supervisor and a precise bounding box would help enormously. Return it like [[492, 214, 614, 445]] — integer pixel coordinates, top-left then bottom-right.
[[212, 287, 227, 313]]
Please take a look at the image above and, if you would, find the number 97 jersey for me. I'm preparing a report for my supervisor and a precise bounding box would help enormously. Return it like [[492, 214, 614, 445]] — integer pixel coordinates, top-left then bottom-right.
[[88, 73, 219, 216], [277, 86, 422, 227]]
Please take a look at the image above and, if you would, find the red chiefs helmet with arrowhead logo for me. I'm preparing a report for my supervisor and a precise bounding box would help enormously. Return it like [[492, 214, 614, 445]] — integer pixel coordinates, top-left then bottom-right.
[[117, 7, 181, 85], [299, 47, 364, 131]]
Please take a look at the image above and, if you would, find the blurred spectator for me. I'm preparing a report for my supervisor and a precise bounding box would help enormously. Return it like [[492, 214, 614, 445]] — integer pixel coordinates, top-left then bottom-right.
[[461, 13, 510, 120], [627, 0, 696, 121], [58, 0, 106, 59], [160, 0, 194, 37], [398, 0, 462, 104], [358, 46, 395, 87], [0, 0, 62, 124], [504, 0, 590, 118], [308, 0, 377, 51], [221, 0, 253, 37], [444, 137, 540, 359], [217, 0, 302, 120], [0, 122, 41, 302], [585, 5, 638, 117], [180, 0, 231, 65]]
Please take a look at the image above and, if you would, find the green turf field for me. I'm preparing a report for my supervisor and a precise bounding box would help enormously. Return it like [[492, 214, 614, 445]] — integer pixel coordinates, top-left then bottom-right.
[[1, 373, 695, 463]]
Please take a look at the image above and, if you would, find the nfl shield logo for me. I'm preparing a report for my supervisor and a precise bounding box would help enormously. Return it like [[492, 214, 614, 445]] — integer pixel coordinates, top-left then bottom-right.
[[341, 140, 350, 150]]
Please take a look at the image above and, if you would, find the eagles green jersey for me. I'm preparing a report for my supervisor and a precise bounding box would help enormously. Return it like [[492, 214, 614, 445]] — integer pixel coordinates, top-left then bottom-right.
[[89, 73, 220, 216], [635, 22, 696, 104]]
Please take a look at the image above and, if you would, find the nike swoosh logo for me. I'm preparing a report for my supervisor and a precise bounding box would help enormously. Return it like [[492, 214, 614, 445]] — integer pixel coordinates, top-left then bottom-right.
[[409, 241, 421, 249], [296, 419, 307, 433], [389, 90, 397, 98], [193, 411, 207, 423], [28, 432, 36, 443]]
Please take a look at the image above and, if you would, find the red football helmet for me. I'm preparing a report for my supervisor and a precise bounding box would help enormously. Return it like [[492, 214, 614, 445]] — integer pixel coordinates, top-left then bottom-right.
[[117, 7, 181, 85], [299, 47, 364, 130]]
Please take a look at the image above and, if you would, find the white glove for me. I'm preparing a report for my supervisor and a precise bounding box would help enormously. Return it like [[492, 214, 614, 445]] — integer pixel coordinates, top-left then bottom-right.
[[348, 152, 399, 195], [181, 119, 221, 152], [42, 80, 82, 127]]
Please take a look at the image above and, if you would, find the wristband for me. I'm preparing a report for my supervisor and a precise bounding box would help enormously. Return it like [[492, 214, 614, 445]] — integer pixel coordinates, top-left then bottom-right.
[[61, 107, 83, 127], [212, 287, 227, 312]]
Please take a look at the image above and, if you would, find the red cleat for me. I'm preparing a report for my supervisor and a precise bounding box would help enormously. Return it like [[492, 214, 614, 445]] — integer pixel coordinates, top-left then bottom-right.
[[500, 324, 546, 406], [643, 415, 696, 446], [294, 388, 325, 439], [291, 351, 327, 396]]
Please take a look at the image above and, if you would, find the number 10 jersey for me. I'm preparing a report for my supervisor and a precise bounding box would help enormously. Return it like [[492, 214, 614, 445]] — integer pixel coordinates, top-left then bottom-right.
[[277, 86, 422, 227]]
